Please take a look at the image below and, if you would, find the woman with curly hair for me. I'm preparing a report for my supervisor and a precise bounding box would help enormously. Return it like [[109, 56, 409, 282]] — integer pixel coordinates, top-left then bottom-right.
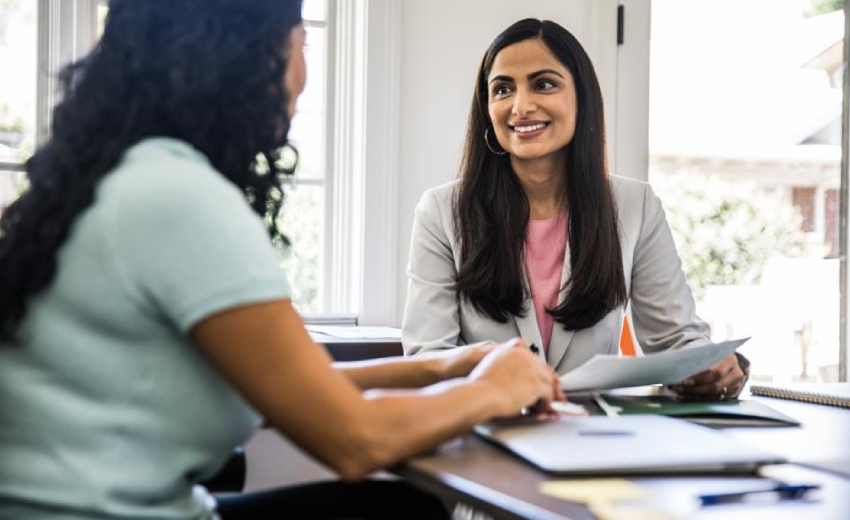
[[402, 18, 748, 402], [0, 2, 561, 519]]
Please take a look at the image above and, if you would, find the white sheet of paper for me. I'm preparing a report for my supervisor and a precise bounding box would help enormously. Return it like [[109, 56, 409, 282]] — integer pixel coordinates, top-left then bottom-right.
[[305, 325, 401, 340], [559, 338, 748, 392]]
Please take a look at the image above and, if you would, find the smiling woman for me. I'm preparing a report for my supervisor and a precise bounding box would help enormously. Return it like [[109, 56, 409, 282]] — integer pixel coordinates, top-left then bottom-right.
[[402, 18, 750, 403], [454, 19, 621, 335], [487, 39, 578, 167]]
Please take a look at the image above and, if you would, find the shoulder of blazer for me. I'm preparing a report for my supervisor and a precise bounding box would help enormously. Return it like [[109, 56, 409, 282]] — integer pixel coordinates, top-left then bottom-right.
[[419, 179, 459, 210], [609, 174, 652, 220], [414, 180, 461, 250], [416, 180, 460, 226]]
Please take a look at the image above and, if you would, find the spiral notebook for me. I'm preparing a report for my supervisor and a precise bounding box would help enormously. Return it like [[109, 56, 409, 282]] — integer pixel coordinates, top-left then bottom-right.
[[749, 383, 850, 409]]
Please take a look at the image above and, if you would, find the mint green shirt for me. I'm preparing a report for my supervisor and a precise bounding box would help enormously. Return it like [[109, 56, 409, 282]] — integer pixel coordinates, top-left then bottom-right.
[[0, 138, 291, 519]]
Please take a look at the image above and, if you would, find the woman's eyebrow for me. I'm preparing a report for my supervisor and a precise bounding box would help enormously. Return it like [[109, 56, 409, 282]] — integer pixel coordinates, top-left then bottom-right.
[[528, 69, 564, 80], [488, 74, 514, 85], [489, 69, 565, 85]]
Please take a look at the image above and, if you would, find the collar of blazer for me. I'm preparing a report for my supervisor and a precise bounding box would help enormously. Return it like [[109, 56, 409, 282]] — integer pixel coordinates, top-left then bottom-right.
[[515, 242, 574, 370]]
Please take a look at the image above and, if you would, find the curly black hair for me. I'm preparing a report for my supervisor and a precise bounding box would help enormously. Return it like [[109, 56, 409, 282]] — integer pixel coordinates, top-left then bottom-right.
[[0, 0, 304, 341]]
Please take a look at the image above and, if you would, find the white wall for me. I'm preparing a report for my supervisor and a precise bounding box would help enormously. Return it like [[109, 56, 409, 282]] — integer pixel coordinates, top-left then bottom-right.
[[390, 0, 649, 325], [615, 0, 651, 180]]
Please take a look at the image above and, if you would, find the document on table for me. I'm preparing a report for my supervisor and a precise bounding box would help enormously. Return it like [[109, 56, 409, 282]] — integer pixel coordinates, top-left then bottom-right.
[[305, 325, 401, 340], [560, 338, 748, 392]]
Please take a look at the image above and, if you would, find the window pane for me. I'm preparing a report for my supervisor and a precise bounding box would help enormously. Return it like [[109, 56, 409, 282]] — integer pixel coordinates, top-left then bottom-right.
[[98, 3, 109, 36], [0, 0, 38, 164], [297, 27, 326, 114], [649, 0, 842, 383], [288, 112, 325, 180], [0, 169, 24, 212], [288, 27, 326, 180], [302, 0, 326, 22], [279, 184, 324, 314]]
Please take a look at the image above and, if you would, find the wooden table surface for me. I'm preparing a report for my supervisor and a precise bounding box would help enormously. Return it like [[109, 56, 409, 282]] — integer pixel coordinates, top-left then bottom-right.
[[397, 394, 850, 520]]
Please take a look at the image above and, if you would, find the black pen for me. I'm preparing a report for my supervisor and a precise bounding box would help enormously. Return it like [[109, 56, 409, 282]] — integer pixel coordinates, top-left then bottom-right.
[[699, 483, 819, 506]]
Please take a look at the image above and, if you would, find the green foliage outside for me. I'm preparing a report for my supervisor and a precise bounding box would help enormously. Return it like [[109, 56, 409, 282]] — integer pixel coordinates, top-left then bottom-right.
[[277, 183, 321, 313], [808, 0, 843, 16], [0, 104, 24, 134], [653, 173, 808, 299]]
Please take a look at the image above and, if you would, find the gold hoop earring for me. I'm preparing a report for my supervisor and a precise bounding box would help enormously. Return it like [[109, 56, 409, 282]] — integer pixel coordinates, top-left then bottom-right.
[[484, 126, 508, 155]]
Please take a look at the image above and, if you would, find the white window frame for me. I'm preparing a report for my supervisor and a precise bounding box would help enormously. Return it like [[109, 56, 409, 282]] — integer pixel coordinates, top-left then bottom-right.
[[36, 0, 100, 148], [324, 0, 401, 325], [289, 4, 337, 318], [840, 0, 850, 382]]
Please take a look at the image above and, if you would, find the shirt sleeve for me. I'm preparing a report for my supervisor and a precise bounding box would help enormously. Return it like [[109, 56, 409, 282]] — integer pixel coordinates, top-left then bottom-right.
[[401, 188, 464, 355], [108, 157, 292, 334], [629, 182, 712, 353]]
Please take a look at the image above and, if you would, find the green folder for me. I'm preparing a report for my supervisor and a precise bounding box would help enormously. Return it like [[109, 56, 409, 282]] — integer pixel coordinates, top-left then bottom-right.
[[599, 394, 800, 427]]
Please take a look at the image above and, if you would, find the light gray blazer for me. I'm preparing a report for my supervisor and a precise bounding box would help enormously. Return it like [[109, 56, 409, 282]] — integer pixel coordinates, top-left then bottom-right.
[[401, 175, 711, 375]]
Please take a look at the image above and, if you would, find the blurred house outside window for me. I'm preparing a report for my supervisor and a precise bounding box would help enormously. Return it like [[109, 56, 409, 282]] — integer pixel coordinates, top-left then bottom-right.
[[650, 0, 844, 383]]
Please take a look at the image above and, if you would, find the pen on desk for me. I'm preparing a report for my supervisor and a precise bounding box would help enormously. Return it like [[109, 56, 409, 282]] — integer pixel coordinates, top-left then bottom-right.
[[522, 343, 546, 416], [699, 483, 820, 506]]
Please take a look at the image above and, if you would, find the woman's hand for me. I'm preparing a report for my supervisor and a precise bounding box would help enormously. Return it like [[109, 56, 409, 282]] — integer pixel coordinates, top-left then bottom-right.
[[669, 353, 745, 401], [437, 342, 497, 380], [468, 338, 558, 417]]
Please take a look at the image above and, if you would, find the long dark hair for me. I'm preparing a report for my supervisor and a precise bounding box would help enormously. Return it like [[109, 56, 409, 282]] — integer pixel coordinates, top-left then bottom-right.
[[454, 18, 626, 330], [0, 0, 304, 341]]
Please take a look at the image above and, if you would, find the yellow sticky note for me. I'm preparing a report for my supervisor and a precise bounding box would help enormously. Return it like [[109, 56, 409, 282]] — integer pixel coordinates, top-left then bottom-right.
[[590, 502, 682, 520], [539, 479, 646, 503]]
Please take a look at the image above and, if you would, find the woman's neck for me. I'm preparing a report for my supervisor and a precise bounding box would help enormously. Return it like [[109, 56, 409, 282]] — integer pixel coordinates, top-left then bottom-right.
[[511, 153, 566, 221]]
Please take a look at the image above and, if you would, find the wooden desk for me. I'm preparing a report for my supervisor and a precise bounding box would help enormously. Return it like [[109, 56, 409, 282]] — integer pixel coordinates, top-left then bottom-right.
[[396, 396, 850, 520]]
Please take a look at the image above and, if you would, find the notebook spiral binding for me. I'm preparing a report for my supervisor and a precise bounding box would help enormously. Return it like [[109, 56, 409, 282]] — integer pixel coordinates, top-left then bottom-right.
[[749, 384, 850, 409]]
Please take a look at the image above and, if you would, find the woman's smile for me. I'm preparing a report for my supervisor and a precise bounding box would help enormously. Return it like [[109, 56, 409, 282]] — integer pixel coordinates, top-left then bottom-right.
[[510, 120, 551, 139]]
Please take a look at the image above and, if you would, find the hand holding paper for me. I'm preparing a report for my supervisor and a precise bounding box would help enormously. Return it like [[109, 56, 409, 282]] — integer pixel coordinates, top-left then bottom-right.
[[559, 338, 748, 393]]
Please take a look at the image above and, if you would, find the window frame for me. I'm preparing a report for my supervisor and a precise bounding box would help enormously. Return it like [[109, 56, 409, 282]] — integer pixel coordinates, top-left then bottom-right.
[[320, 0, 402, 325], [36, 0, 100, 149], [840, 0, 849, 382], [282, 3, 335, 317]]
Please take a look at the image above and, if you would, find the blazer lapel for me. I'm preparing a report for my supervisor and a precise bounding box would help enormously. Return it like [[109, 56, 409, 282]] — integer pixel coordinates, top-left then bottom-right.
[[515, 266, 545, 360], [547, 243, 574, 369]]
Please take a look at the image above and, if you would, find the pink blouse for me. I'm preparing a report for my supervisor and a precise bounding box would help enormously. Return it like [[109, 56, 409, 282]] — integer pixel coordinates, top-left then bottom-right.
[[523, 212, 567, 353]]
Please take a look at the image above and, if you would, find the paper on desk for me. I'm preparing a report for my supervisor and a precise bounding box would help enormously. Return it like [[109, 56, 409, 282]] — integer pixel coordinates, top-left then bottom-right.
[[539, 479, 646, 502], [590, 503, 682, 520], [539, 480, 682, 520], [560, 338, 748, 392], [305, 325, 401, 340]]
